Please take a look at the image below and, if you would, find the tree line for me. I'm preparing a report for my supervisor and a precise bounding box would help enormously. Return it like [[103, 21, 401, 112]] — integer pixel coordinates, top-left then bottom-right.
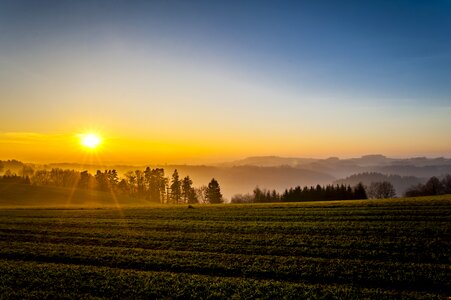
[[2, 164, 451, 204], [405, 175, 451, 197], [334, 172, 422, 197], [231, 183, 368, 203], [0, 167, 223, 204], [282, 183, 368, 202]]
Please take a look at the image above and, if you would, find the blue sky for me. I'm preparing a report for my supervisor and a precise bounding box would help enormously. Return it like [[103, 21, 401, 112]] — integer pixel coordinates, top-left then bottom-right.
[[1, 1, 451, 162]]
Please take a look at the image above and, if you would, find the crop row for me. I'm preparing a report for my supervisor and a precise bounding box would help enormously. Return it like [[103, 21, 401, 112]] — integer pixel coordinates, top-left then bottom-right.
[[0, 241, 449, 293], [1, 259, 442, 300], [1, 218, 449, 236], [1, 197, 449, 217], [0, 229, 448, 264]]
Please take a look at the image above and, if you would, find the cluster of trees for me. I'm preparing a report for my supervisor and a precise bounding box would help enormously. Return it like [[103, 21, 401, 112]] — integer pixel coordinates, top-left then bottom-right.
[[281, 183, 367, 202], [231, 187, 280, 204], [33, 169, 81, 188], [0, 173, 31, 184], [0, 167, 223, 205], [117, 168, 222, 204], [232, 183, 367, 203], [405, 175, 451, 197], [334, 172, 422, 197]]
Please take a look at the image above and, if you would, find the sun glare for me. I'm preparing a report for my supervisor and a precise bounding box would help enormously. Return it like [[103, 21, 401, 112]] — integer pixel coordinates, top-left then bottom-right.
[[80, 133, 102, 149]]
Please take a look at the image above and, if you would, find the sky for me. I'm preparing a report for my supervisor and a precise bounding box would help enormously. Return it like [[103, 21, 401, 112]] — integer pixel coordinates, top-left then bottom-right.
[[1, 0, 451, 164]]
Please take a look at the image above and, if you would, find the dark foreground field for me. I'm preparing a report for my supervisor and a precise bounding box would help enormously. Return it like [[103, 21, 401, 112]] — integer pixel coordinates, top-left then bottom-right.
[[0, 197, 450, 299]]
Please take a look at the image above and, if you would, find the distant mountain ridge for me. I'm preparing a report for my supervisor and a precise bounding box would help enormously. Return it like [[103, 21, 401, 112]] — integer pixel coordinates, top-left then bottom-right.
[[221, 155, 451, 178], [219, 156, 318, 167], [223, 155, 451, 167]]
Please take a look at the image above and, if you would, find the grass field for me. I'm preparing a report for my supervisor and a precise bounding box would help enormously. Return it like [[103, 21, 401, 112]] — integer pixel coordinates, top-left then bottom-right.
[[0, 196, 450, 299], [0, 183, 151, 207]]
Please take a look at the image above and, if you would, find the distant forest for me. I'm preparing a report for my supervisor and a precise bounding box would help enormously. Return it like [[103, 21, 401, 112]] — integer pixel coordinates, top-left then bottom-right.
[[334, 172, 424, 196], [405, 175, 451, 197]]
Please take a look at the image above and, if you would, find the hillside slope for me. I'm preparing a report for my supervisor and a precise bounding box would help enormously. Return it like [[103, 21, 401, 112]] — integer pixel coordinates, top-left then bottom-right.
[[0, 183, 151, 207]]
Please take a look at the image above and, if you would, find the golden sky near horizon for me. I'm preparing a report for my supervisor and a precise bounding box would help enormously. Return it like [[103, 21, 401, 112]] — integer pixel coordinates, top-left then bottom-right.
[[1, 115, 450, 165]]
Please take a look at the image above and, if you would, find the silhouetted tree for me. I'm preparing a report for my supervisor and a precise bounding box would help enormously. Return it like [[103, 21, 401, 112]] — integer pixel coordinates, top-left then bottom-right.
[[231, 193, 254, 204], [20, 165, 34, 178], [181, 176, 198, 204], [161, 176, 169, 204], [0, 173, 30, 184], [206, 178, 223, 204], [404, 175, 450, 197], [124, 171, 137, 196], [117, 179, 129, 194], [188, 190, 198, 204], [404, 184, 425, 197], [195, 186, 208, 204], [424, 176, 443, 195], [134, 170, 145, 195], [281, 183, 364, 202], [271, 190, 279, 202], [78, 170, 92, 189], [442, 175, 451, 194], [144, 167, 166, 202], [143, 167, 153, 200], [108, 170, 119, 187], [252, 187, 279, 202], [170, 169, 182, 204], [95, 170, 109, 191], [368, 181, 396, 199], [32, 170, 50, 185], [156, 168, 167, 203], [253, 187, 265, 203], [334, 172, 422, 197], [353, 182, 367, 199]]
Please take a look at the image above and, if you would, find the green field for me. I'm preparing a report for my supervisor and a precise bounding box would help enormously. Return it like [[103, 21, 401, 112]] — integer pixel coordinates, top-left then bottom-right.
[[0, 196, 450, 299], [0, 183, 151, 208]]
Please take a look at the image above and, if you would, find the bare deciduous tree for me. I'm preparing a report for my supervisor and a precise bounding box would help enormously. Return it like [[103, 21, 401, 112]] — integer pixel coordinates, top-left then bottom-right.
[[368, 181, 396, 199]]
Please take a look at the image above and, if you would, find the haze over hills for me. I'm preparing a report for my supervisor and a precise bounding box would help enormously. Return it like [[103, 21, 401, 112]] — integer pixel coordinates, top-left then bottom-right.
[[2, 154, 451, 199], [0, 160, 333, 199], [218, 155, 451, 196], [221, 154, 451, 176], [226, 154, 451, 168], [333, 173, 425, 197]]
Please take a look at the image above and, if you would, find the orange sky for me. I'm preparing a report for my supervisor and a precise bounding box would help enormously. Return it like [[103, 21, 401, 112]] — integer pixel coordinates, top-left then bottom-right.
[[1, 125, 450, 165]]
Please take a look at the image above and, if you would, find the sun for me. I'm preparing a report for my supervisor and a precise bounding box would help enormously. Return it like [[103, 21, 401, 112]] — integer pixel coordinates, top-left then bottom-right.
[[80, 133, 102, 149]]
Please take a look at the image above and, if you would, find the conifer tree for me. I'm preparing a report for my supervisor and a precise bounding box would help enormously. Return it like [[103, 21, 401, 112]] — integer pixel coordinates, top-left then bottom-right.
[[170, 169, 182, 204], [181, 176, 193, 204], [206, 178, 223, 204]]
